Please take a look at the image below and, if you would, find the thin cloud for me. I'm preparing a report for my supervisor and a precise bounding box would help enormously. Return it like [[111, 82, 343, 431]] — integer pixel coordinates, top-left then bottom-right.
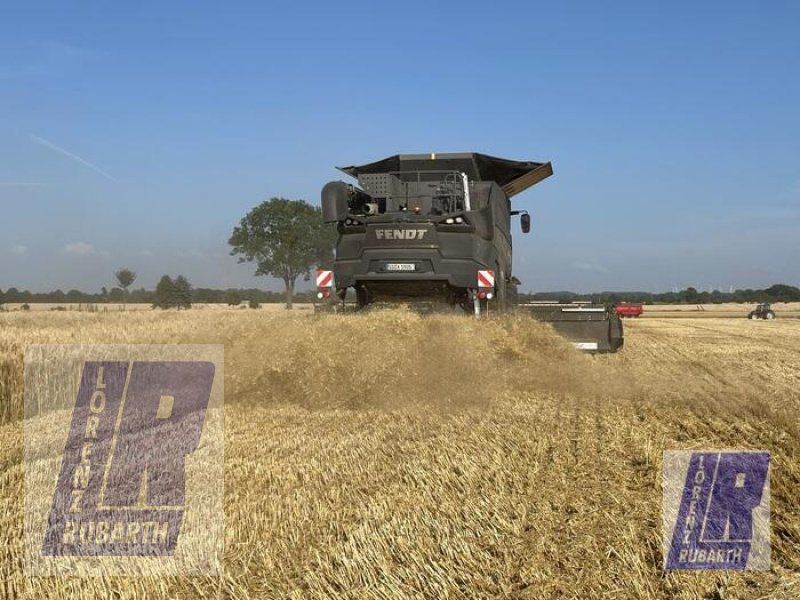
[[0, 181, 48, 187], [1, 41, 99, 79], [29, 134, 115, 181], [728, 206, 800, 226], [60, 241, 111, 259], [11, 245, 29, 256], [61, 241, 95, 256], [39, 41, 98, 62], [571, 261, 609, 273]]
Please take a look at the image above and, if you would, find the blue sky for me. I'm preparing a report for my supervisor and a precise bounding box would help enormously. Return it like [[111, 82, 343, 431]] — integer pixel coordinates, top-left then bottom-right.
[[1, 1, 799, 293]]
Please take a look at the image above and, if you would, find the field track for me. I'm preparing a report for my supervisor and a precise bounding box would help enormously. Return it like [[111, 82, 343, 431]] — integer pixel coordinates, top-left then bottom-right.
[[1, 311, 799, 599]]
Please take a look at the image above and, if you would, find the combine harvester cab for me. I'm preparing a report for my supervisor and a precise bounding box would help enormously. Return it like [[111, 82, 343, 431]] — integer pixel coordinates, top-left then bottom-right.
[[318, 152, 623, 352]]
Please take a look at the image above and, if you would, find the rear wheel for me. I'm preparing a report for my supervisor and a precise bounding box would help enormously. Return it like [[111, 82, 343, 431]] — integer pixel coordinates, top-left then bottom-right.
[[495, 269, 507, 311], [749, 312, 759, 320], [766, 311, 775, 320], [506, 281, 519, 310], [356, 286, 371, 309]]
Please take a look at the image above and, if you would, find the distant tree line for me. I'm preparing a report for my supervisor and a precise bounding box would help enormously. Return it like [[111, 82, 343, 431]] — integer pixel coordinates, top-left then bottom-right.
[[0, 283, 320, 306], [519, 284, 800, 305], [2, 283, 798, 307]]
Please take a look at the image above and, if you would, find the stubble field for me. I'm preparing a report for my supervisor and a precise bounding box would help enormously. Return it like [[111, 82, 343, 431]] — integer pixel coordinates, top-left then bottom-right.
[[0, 310, 798, 599]]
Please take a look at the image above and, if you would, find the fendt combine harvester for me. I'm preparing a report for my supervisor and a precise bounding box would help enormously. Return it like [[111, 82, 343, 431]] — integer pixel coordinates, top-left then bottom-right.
[[316, 152, 623, 352]]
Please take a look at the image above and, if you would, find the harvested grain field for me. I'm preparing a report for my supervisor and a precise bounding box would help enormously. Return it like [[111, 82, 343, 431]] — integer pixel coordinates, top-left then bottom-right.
[[1, 311, 799, 599], [641, 303, 800, 319]]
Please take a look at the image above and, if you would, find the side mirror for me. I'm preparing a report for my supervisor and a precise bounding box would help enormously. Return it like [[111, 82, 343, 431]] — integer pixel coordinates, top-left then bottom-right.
[[520, 213, 531, 234], [321, 181, 349, 223]]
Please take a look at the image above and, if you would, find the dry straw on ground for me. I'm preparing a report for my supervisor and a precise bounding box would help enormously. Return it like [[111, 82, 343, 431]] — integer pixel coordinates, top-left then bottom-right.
[[1, 310, 798, 598]]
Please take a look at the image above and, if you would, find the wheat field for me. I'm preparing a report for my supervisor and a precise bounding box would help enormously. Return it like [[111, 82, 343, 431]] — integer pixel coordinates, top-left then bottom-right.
[[1, 310, 798, 599]]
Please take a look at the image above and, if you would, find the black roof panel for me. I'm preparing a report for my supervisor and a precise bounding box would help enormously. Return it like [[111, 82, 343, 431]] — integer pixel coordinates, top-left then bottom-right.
[[338, 153, 553, 198]]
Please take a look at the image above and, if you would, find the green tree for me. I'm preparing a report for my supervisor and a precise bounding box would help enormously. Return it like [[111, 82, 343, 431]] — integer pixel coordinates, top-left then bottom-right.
[[764, 284, 800, 302], [229, 198, 337, 309], [114, 268, 137, 308], [66, 289, 83, 303], [225, 289, 242, 307], [153, 275, 175, 309], [173, 275, 192, 309]]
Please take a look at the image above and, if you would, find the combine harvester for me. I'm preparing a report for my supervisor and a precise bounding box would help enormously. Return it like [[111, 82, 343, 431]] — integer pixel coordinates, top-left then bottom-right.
[[316, 152, 623, 352]]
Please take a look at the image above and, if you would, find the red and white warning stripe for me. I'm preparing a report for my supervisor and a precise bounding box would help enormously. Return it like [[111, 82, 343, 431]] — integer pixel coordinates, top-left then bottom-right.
[[316, 270, 333, 288], [477, 270, 495, 288]]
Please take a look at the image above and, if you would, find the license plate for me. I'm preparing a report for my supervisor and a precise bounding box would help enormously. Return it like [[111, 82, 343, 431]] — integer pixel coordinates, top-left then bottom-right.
[[385, 263, 416, 271]]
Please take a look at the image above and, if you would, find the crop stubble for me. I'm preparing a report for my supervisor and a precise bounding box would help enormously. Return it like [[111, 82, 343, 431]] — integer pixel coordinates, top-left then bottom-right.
[[0, 311, 798, 598]]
